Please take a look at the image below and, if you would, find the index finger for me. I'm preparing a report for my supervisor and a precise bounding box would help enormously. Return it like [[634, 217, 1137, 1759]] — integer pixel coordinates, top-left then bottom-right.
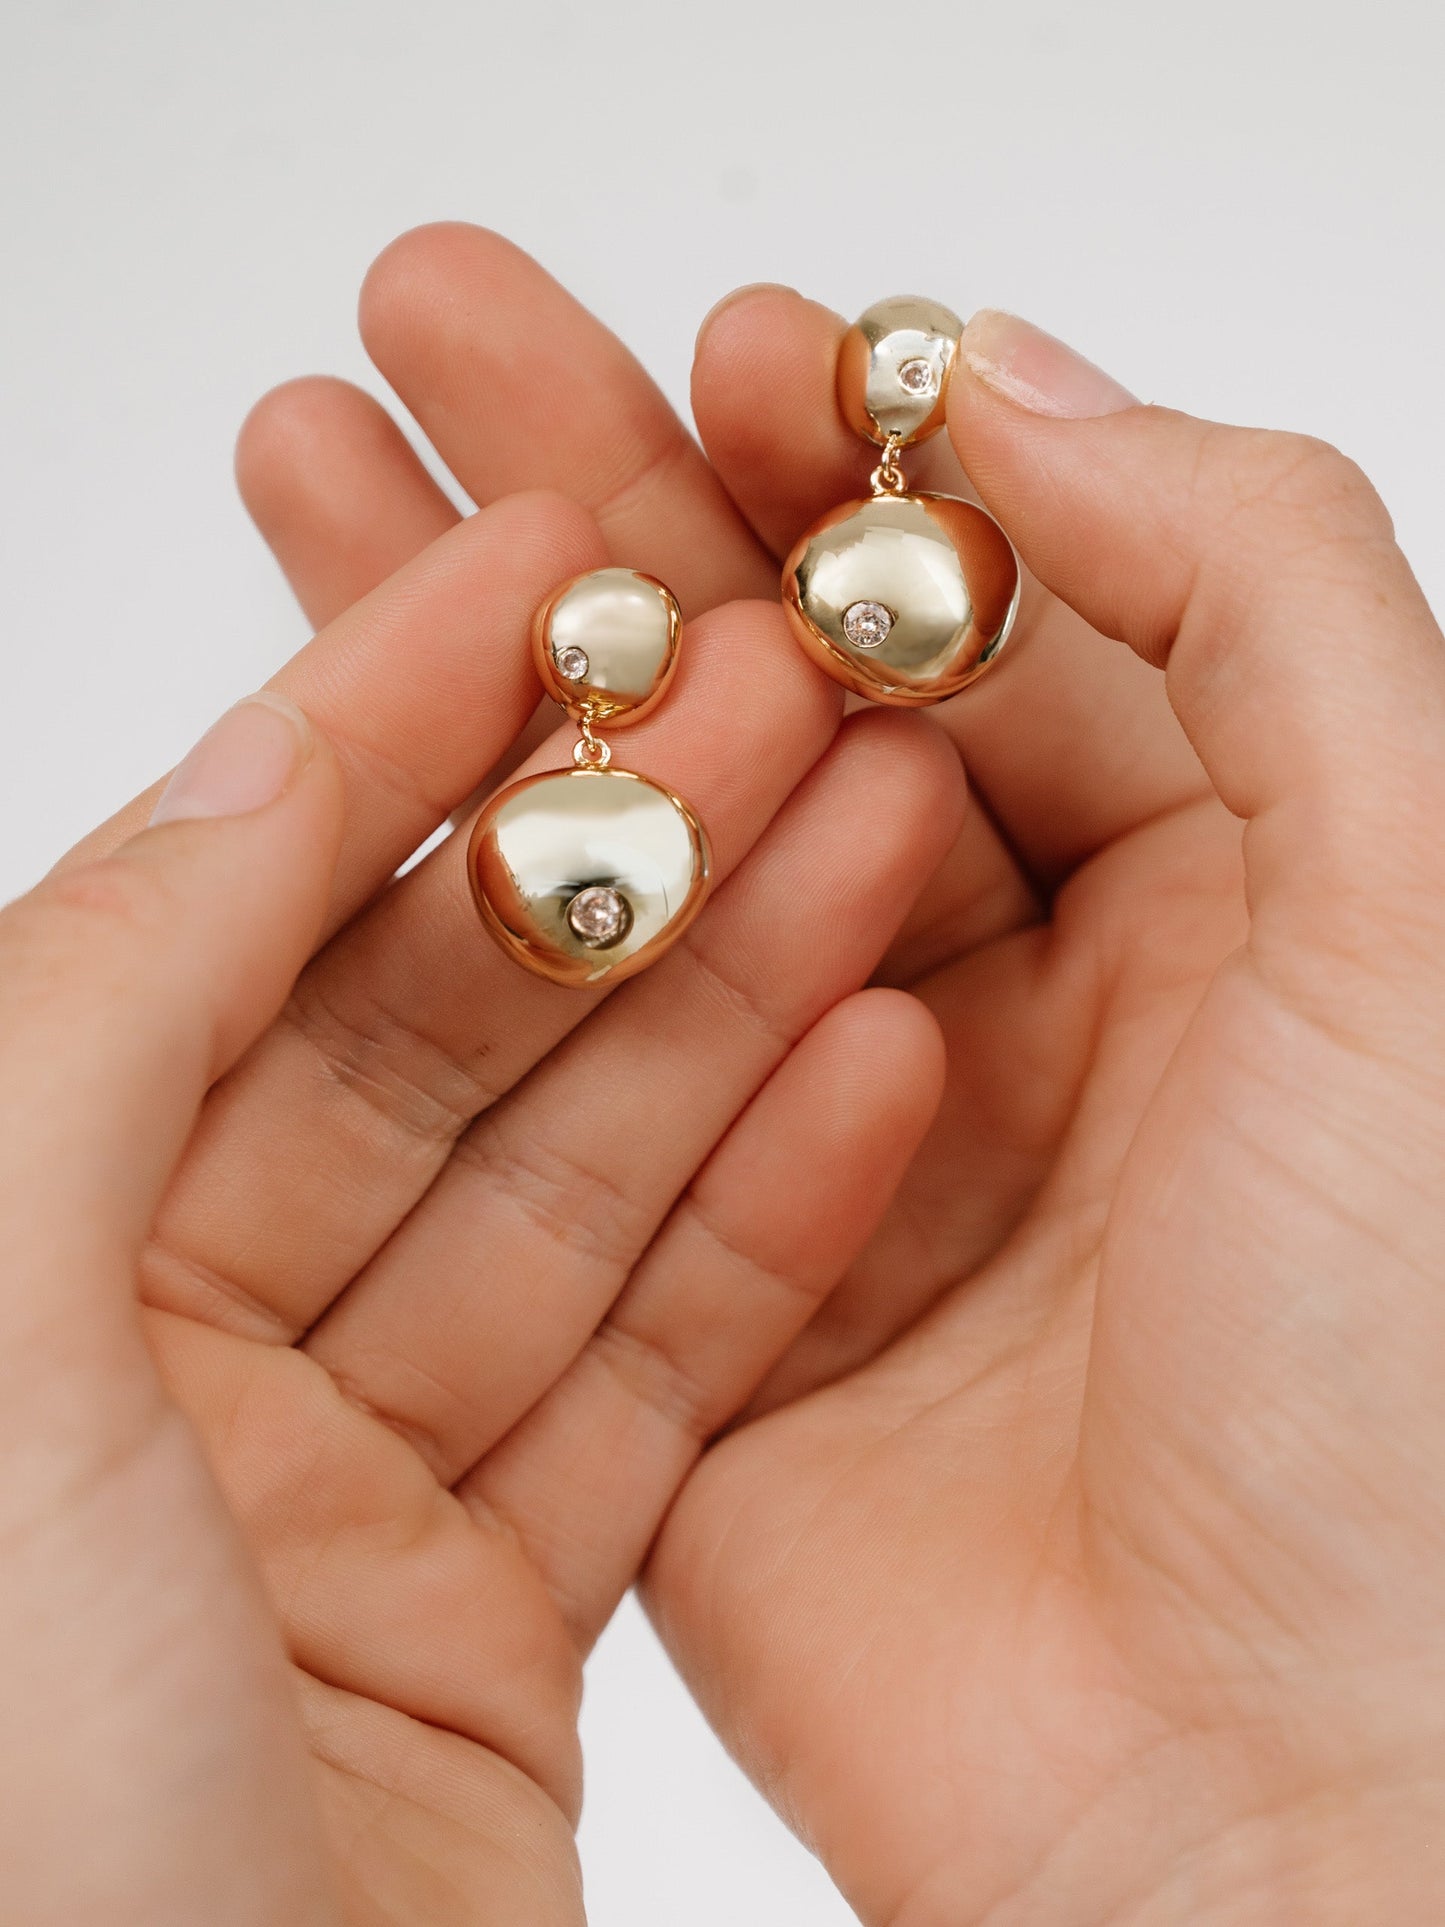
[[57, 493, 605, 937]]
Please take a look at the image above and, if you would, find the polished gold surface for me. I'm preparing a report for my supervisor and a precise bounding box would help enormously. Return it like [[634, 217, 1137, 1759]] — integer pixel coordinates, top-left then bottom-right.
[[782, 493, 1021, 707], [468, 766, 710, 986], [533, 567, 682, 725], [837, 296, 965, 448]]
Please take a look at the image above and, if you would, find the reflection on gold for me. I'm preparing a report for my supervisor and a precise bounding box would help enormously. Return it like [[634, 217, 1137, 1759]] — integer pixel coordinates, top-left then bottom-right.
[[837, 296, 965, 448], [533, 567, 682, 724], [782, 493, 1021, 707], [468, 766, 710, 986]]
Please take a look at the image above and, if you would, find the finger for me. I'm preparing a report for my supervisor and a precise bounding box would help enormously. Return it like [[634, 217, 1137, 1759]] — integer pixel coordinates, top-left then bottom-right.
[[750, 793, 1247, 1414], [0, 694, 343, 1400], [236, 375, 458, 629], [358, 223, 777, 612], [945, 309, 1445, 942], [692, 284, 1210, 881], [303, 710, 966, 1485], [238, 376, 563, 815], [140, 601, 844, 1340], [747, 927, 1066, 1413], [876, 772, 1041, 988], [57, 493, 605, 926], [458, 987, 945, 1651]]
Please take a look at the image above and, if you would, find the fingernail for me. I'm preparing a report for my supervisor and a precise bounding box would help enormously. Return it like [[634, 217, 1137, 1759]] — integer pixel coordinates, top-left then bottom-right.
[[150, 692, 312, 826], [958, 309, 1138, 419], [696, 281, 797, 351]]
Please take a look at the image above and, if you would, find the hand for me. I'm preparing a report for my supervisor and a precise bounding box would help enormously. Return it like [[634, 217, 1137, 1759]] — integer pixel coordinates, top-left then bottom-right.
[[0, 490, 961, 1921], [657, 307, 1445, 1921], [246, 228, 1445, 1922]]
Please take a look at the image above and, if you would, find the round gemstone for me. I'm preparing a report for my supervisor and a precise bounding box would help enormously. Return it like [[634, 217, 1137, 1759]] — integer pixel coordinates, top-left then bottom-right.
[[842, 599, 895, 650], [554, 643, 591, 682], [566, 884, 632, 949], [897, 356, 936, 398]]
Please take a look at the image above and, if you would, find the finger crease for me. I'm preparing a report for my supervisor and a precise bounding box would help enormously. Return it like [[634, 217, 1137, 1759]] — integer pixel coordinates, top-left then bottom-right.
[[678, 1185, 827, 1317], [586, 429, 702, 536], [451, 1116, 653, 1275], [673, 938, 799, 1060], [585, 1316, 718, 1444], [281, 973, 505, 1152], [314, 1354, 460, 1482], [322, 709, 470, 835], [141, 1235, 297, 1343]]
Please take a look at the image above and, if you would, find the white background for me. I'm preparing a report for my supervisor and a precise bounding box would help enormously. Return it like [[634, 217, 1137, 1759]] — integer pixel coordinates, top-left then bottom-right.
[[3, 2, 1442, 1919]]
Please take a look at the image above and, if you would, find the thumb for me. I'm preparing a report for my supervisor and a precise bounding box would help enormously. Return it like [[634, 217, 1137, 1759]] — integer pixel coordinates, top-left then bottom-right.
[[948, 311, 1445, 958], [0, 693, 345, 1346]]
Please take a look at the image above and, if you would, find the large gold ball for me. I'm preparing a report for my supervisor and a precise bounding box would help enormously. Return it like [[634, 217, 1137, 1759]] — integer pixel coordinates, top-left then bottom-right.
[[468, 766, 710, 986], [837, 296, 966, 448], [782, 493, 1020, 707]]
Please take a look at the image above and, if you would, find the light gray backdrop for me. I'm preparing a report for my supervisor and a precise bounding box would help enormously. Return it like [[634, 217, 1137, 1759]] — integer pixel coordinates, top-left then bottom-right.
[[3, 2, 1442, 1919]]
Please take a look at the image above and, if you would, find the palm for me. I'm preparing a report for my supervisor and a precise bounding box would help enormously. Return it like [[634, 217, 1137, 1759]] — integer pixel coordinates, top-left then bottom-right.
[[142, 1306, 587, 1921], [648, 793, 1265, 1922]]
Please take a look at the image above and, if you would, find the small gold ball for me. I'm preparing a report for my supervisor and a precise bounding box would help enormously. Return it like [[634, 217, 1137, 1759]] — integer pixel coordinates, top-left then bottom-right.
[[532, 567, 682, 726], [837, 296, 965, 449]]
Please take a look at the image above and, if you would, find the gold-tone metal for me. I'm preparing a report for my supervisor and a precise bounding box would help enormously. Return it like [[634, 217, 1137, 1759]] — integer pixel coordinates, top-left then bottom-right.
[[468, 766, 710, 987], [837, 296, 965, 449], [533, 567, 682, 725], [869, 433, 907, 498], [782, 493, 1021, 707], [574, 708, 612, 767]]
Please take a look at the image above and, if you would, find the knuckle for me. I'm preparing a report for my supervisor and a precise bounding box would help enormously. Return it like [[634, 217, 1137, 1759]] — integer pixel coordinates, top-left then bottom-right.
[[0, 857, 176, 982], [677, 939, 796, 1058], [48, 856, 178, 944], [459, 1118, 650, 1274], [1201, 425, 1393, 553]]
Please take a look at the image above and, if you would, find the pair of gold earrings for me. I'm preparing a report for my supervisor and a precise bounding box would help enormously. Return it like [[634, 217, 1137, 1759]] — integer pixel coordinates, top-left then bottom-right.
[[468, 295, 1021, 987]]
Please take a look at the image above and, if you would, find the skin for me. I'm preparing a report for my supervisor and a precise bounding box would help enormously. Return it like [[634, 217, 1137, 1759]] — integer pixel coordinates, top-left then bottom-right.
[[4, 221, 1445, 1922]]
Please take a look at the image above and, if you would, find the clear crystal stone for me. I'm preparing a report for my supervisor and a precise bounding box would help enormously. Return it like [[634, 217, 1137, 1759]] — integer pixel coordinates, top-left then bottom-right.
[[566, 884, 631, 948], [842, 600, 895, 650], [897, 356, 936, 397], [554, 643, 591, 682]]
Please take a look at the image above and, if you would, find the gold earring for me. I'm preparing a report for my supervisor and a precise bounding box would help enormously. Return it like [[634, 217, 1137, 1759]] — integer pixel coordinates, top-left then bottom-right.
[[782, 297, 1021, 707], [468, 567, 711, 987]]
